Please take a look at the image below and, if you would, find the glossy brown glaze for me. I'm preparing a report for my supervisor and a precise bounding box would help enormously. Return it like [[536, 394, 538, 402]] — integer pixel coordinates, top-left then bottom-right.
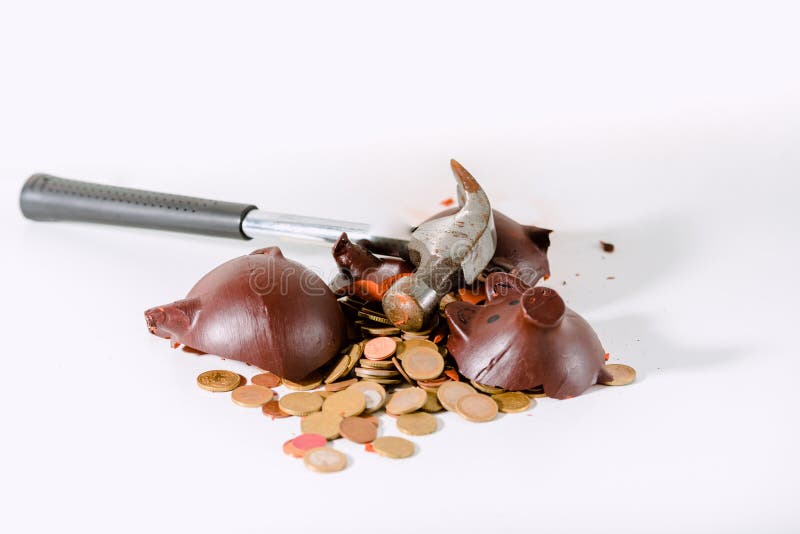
[[144, 247, 345, 381], [426, 208, 551, 286], [444, 272, 610, 399], [330, 232, 414, 302]]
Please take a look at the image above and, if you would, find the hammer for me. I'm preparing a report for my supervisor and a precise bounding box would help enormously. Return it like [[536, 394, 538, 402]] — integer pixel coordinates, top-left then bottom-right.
[[382, 160, 497, 331]]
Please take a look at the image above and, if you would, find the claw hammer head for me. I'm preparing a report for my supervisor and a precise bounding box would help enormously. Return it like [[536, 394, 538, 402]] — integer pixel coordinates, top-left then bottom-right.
[[382, 160, 497, 331]]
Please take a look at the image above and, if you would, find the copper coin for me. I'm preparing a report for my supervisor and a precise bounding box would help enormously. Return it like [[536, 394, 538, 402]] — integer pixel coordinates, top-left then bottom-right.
[[251, 372, 282, 388], [261, 399, 291, 419], [397, 412, 438, 436], [385, 387, 427, 415], [301, 411, 343, 440], [437, 381, 477, 412], [359, 414, 380, 427], [324, 378, 358, 392], [339, 416, 378, 444], [284, 433, 326, 458], [231, 385, 274, 407], [600, 364, 637, 386], [303, 447, 347, 473], [363, 337, 397, 361], [372, 436, 415, 459], [456, 393, 498, 422]]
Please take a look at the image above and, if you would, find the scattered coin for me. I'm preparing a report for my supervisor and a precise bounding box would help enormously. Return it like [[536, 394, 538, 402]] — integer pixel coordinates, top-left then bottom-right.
[[470, 380, 506, 395], [397, 412, 438, 436], [364, 337, 397, 360], [385, 387, 427, 415], [196, 370, 242, 392], [324, 378, 358, 392], [437, 380, 477, 412], [323, 353, 351, 384], [342, 344, 363, 376], [492, 392, 532, 413], [283, 371, 324, 391], [359, 358, 396, 370], [251, 372, 281, 388], [421, 390, 443, 413], [392, 357, 415, 385], [262, 399, 291, 419], [339, 416, 378, 444], [600, 364, 636, 386], [359, 414, 380, 427], [355, 367, 401, 378], [347, 381, 386, 413], [456, 393, 498, 422], [323, 389, 366, 417], [279, 391, 324, 416], [402, 348, 444, 380], [284, 433, 327, 458], [231, 384, 274, 407], [304, 447, 347, 473], [372, 436, 415, 459], [360, 377, 403, 386], [301, 411, 344, 440], [395, 339, 438, 360]]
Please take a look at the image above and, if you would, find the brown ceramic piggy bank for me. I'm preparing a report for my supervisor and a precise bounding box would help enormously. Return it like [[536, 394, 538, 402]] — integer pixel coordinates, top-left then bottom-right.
[[444, 272, 611, 399], [144, 247, 346, 381]]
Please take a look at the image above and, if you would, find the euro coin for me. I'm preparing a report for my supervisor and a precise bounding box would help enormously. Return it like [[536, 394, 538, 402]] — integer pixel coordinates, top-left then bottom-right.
[[385, 387, 427, 415], [303, 447, 347, 473], [436, 381, 477, 412], [492, 392, 531, 413], [397, 412, 437, 436], [346, 381, 386, 413], [339, 416, 378, 444], [456, 393, 498, 422], [372, 436, 415, 459], [301, 411, 343, 440], [279, 391, 324, 416], [322, 389, 366, 418], [599, 364, 636, 386], [250, 372, 281, 388], [196, 370, 241, 392]]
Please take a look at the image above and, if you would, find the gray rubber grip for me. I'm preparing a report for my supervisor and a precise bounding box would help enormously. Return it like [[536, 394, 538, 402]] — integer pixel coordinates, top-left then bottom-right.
[[20, 173, 258, 239]]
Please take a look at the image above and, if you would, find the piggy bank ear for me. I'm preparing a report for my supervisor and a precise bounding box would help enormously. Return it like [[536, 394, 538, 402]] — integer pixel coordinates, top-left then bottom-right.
[[485, 272, 529, 301], [521, 287, 565, 328]]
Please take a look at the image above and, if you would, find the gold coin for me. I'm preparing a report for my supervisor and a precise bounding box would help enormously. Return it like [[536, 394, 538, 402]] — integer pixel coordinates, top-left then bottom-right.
[[362, 325, 401, 336], [283, 371, 323, 391], [392, 357, 416, 385], [600, 364, 636, 386], [492, 392, 532, 413], [385, 387, 428, 415], [364, 336, 397, 360], [372, 436, 415, 459], [323, 353, 351, 384], [250, 372, 281, 388], [437, 381, 477, 412], [322, 389, 366, 417], [303, 447, 347, 473], [231, 385, 274, 407], [196, 370, 242, 392], [397, 412, 438, 435], [400, 348, 443, 380], [343, 344, 363, 376], [301, 411, 343, 440], [347, 381, 386, 413], [470, 380, 506, 395], [359, 358, 396, 370], [456, 393, 498, 422], [278, 391, 324, 416], [354, 367, 400, 378], [421, 390, 443, 413], [361, 377, 403, 385]]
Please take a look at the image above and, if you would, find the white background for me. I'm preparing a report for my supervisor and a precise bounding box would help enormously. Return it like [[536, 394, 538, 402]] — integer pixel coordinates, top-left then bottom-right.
[[1, 1, 798, 532]]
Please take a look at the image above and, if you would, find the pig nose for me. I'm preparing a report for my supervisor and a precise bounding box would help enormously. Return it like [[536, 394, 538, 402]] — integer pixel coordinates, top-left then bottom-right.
[[144, 307, 167, 335]]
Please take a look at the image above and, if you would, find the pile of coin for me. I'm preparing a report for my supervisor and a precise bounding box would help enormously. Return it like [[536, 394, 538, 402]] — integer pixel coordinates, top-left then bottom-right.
[[194, 296, 637, 473]]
